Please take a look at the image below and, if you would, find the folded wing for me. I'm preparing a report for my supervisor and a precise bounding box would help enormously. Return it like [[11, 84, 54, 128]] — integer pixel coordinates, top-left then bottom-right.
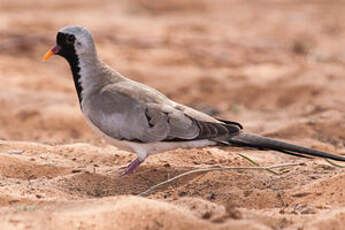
[[83, 82, 241, 143]]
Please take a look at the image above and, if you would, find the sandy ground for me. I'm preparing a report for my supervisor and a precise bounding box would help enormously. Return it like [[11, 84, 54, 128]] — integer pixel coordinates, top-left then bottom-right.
[[1, 0, 345, 229]]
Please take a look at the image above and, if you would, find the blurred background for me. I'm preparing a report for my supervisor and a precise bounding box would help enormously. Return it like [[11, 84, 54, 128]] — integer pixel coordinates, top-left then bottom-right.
[[2, 1, 345, 228], [1, 0, 345, 147]]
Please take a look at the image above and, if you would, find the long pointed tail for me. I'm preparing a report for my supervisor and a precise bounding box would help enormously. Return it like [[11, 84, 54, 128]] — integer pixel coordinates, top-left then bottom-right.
[[227, 131, 345, 161]]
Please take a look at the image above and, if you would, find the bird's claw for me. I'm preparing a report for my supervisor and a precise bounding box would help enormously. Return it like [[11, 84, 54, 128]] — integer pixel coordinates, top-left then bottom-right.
[[119, 158, 142, 176]]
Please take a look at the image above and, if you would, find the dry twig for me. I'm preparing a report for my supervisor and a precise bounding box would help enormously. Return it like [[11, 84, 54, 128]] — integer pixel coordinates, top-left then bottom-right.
[[237, 153, 280, 175], [139, 162, 302, 196], [325, 159, 345, 168]]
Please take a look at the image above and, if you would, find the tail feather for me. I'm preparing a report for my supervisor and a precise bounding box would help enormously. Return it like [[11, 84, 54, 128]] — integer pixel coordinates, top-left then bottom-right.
[[227, 131, 345, 162]]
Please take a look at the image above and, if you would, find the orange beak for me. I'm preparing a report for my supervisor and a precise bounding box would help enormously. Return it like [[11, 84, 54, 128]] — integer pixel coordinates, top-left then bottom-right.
[[43, 45, 61, 61]]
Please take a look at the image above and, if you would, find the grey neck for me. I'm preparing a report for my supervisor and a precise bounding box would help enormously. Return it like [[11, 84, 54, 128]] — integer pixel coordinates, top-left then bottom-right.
[[77, 55, 126, 105]]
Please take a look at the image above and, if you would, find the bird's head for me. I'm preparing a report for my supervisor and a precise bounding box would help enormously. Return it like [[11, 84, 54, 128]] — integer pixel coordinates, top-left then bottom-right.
[[43, 25, 96, 62]]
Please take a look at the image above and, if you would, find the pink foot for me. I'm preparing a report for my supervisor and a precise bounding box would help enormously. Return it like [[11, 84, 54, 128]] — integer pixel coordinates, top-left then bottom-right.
[[120, 158, 143, 176]]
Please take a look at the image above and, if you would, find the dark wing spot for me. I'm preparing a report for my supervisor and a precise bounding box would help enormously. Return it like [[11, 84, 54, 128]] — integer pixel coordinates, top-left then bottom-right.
[[145, 108, 154, 127], [216, 119, 243, 129]]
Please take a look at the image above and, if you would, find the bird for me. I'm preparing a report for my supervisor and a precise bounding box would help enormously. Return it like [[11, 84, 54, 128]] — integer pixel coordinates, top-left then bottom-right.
[[43, 25, 345, 176]]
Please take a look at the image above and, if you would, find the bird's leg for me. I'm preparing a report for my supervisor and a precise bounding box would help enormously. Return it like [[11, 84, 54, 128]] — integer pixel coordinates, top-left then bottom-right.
[[119, 149, 147, 176], [119, 158, 144, 176]]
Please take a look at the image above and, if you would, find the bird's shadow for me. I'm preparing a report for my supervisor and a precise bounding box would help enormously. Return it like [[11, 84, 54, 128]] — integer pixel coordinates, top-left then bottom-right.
[[59, 165, 204, 197]]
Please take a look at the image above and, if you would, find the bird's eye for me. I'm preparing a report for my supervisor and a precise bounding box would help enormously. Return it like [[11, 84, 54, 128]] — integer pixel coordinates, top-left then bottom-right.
[[65, 35, 75, 45]]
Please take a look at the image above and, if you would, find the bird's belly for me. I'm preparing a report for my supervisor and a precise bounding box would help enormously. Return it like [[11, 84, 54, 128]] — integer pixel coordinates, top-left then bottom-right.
[[120, 139, 217, 155]]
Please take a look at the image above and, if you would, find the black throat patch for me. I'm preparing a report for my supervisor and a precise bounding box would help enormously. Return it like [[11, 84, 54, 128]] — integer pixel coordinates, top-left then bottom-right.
[[56, 32, 83, 105]]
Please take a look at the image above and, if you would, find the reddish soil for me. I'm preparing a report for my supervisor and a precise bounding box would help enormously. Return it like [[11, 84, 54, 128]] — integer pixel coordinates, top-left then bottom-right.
[[1, 0, 345, 229]]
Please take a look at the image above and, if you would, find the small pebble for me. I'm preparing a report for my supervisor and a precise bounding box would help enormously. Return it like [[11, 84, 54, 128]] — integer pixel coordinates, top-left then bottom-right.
[[178, 191, 187, 197], [208, 193, 216, 200], [202, 211, 212, 219]]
